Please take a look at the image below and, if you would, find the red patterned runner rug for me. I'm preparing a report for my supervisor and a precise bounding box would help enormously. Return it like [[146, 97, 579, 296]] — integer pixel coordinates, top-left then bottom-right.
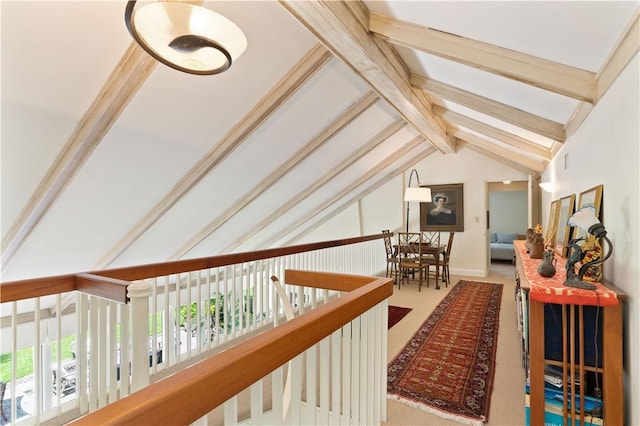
[[387, 280, 503, 425]]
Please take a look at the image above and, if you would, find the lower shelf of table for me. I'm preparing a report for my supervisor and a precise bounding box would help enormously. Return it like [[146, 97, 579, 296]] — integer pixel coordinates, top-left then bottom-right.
[[525, 393, 603, 426]]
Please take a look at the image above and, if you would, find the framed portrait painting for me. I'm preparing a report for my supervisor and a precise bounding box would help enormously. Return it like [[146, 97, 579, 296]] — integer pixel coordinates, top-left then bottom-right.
[[553, 194, 576, 257], [420, 183, 464, 232]]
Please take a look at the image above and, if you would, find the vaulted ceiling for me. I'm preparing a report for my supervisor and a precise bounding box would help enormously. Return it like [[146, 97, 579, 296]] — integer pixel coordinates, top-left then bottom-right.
[[1, 1, 638, 282]]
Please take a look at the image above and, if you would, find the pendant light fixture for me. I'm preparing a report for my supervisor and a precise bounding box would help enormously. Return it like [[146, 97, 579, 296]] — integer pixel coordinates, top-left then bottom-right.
[[125, 1, 247, 75]]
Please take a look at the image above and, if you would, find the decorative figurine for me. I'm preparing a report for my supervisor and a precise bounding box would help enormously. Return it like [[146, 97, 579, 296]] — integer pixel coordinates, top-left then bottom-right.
[[564, 238, 597, 290], [525, 228, 535, 252], [529, 233, 544, 259], [537, 249, 557, 277]]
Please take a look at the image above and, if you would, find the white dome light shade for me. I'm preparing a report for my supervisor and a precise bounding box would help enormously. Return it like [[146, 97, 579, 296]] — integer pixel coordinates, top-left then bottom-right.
[[125, 1, 247, 75]]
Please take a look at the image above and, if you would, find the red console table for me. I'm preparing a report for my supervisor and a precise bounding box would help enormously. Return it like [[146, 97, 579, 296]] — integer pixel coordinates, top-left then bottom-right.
[[514, 240, 625, 425]]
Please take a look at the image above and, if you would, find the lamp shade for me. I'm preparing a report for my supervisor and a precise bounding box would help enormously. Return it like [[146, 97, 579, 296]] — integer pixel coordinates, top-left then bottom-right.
[[404, 187, 432, 202], [568, 206, 599, 231], [125, 1, 247, 75]]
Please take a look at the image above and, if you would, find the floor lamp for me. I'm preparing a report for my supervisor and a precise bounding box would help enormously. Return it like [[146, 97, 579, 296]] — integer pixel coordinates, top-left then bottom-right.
[[404, 169, 432, 232]]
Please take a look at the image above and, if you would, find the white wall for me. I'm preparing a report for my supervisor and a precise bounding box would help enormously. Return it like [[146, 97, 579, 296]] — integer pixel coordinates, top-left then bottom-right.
[[541, 54, 639, 425], [407, 148, 529, 276], [490, 190, 528, 234], [308, 150, 529, 277]]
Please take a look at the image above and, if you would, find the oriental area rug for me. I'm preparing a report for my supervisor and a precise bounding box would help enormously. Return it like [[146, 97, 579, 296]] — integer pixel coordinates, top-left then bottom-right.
[[388, 305, 412, 329], [387, 280, 503, 425]]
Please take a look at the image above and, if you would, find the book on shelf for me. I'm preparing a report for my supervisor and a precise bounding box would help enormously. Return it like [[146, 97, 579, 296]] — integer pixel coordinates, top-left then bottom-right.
[[525, 382, 601, 413], [525, 393, 603, 426], [544, 364, 581, 388]]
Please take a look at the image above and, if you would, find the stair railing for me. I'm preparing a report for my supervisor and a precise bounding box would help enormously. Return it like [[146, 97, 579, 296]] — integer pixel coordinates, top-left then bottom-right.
[[0, 233, 388, 425]]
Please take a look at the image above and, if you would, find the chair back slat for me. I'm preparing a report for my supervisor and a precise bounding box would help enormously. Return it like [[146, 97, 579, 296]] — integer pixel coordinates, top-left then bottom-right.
[[421, 231, 441, 247], [396, 232, 430, 291], [382, 230, 394, 257], [445, 232, 455, 261]]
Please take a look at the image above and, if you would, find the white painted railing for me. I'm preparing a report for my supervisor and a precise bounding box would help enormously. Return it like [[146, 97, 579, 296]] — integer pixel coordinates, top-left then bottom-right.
[[213, 300, 389, 425], [0, 235, 387, 425]]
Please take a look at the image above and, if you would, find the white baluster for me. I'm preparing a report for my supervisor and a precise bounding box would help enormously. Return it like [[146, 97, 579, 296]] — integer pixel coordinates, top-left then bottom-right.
[[224, 396, 238, 425], [331, 329, 341, 425], [127, 281, 152, 392], [250, 380, 264, 423], [319, 337, 329, 425]]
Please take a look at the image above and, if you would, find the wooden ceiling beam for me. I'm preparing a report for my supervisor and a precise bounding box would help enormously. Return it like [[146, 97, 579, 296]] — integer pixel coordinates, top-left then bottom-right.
[[265, 135, 433, 247], [596, 10, 639, 102], [460, 140, 540, 177], [279, 0, 456, 154], [412, 74, 566, 143], [281, 144, 438, 247], [171, 91, 381, 260], [565, 10, 639, 139], [435, 106, 552, 161], [452, 131, 545, 174], [1, 43, 158, 272], [223, 120, 409, 254], [93, 44, 333, 269], [370, 13, 596, 103]]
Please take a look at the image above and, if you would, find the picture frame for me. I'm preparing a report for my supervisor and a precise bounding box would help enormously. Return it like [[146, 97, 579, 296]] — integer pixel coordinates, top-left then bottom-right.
[[545, 199, 559, 248], [553, 194, 576, 257], [574, 185, 604, 281], [420, 183, 464, 232], [574, 184, 604, 244]]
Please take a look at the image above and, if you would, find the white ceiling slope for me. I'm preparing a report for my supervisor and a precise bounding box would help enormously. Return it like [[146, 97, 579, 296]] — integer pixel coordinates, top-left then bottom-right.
[[1, 1, 638, 281]]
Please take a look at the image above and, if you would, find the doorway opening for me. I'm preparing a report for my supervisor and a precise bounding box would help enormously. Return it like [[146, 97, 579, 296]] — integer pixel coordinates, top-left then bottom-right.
[[487, 181, 528, 276]]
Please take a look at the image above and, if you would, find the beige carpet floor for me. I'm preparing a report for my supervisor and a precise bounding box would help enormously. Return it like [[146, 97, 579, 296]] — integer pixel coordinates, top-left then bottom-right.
[[383, 260, 526, 426]]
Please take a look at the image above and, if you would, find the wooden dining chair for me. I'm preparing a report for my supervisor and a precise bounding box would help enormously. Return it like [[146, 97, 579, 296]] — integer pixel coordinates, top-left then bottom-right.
[[397, 232, 429, 291], [382, 230, 398, 280], [421, 230, 441, 248], [440, 232, 455, 287], [424, 232, 455, 287]]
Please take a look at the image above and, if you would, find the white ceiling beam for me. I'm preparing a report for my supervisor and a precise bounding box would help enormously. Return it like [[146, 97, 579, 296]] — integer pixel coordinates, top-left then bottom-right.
[[412, 74, 566, 143], [281, 144, 438, 247], [434, 106, 552, 161], [1, 44, 158, 272], [171, 91, 381, 260], [563, 102, 594, 142], [596, 9, 639, 102], [369, 13, 596, 103], [265, 135, 433, 247], [223, 120, 408, 254], [93, 44, 333, 269], [454, 134, 543, 176], [279, 0, 456, 154], [566, 10, 639, 139]]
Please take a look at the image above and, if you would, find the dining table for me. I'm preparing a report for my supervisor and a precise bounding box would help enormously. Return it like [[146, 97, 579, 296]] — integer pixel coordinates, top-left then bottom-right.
[[393, 243, 446, 290]]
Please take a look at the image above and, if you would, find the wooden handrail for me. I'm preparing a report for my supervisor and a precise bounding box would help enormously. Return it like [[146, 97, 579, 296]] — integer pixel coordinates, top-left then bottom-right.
[[0, 274, 76, 303], [74, 273, 130, 304], [97, 233, 385, 281], [0, 233, 386, 303], [68, 271, 393, 425]]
